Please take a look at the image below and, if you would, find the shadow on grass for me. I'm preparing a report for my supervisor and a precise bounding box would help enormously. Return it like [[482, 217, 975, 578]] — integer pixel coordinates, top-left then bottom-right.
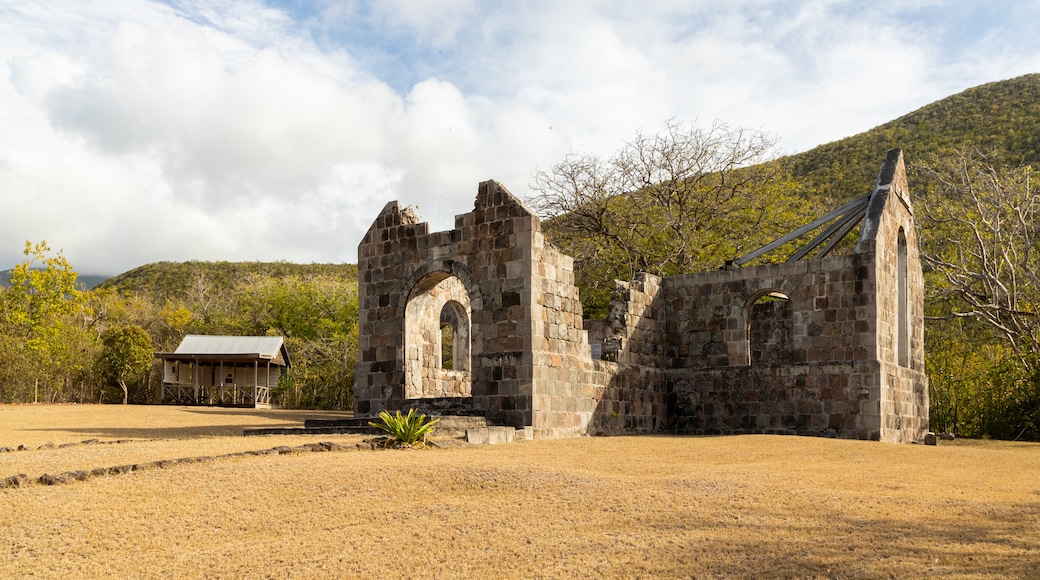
[[642, 500, 1040, 578], [174, 407, 354, 424], [25, 425, 284, 439]]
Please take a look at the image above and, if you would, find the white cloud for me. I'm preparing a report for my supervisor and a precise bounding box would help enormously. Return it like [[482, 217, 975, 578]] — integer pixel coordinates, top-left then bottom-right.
[[372, 0, 480, 48], [1, 0, 1039, 275], [1, 1, 410, 273]]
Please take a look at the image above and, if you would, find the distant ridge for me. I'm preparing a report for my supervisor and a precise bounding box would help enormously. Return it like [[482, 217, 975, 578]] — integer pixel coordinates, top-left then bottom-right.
[[99, 261, 358, 302], [3, 261, 358, 297], [0, 269, 110, 290]]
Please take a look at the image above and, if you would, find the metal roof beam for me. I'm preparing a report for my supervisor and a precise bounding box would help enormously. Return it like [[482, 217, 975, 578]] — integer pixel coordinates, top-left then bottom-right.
[[731, 193, 870, 267], [786, 204, 868, 262]]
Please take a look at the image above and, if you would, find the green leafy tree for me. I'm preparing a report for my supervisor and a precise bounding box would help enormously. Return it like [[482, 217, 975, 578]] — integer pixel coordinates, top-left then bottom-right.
[[4, 241, 83, 326], [96, 325, 154, 404], [233, 274, 359, 409], [0, 241, 89, 401]]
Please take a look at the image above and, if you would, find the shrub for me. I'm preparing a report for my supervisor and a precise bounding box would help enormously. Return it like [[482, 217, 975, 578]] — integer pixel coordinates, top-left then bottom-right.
[[369, 409, 440, 446]]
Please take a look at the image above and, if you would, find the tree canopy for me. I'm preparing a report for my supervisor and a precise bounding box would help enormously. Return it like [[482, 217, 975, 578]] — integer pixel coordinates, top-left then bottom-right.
[[97, 325, 154, 405], [0, 248, 360, 408], [0, 242, 91, 402]]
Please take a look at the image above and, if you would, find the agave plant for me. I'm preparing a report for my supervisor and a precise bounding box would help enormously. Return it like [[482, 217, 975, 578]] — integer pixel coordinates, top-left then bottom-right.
[[369, 408, 440, 446]]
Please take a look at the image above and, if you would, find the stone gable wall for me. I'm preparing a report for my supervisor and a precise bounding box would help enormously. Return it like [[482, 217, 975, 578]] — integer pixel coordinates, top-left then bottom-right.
[[354, 183, 540, 426], [855, 151, 929, 442]]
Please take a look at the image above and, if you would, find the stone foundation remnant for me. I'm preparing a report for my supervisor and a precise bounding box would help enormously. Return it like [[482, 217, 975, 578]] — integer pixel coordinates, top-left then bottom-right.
[[354, 149, 928, 443]]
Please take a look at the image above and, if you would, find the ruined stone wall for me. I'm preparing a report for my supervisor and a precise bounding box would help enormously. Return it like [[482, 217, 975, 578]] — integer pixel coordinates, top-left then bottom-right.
[[403, 274, 472, 398], [661, 149, 927, 442], [354, 182, 540, 425], [354, 202, 422, 415], [662, 257, 875, 369], [668, 362, 883, 437], [586, 274, 670, 436], [855, 150, 929, 443], [527, 238, 599, 438], [451, 182, 538, 428], [354, 149, 928, 443], [748, 298, 794, 365], [662, 255, 884, 439], [354, 180, 671, 439]]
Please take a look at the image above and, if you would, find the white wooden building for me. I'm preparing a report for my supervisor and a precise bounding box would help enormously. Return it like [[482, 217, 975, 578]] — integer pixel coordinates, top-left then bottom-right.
[[157, 335, 291, 408]]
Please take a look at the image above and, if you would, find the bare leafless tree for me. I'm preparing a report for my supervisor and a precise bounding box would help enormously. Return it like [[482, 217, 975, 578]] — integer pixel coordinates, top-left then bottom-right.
[[528, 119, 806, 314], [920, 148, 1040, 359]]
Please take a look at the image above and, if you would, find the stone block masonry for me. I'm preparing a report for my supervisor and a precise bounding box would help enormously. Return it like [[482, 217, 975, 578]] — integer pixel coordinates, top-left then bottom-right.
[[354, 149, 928, 443]]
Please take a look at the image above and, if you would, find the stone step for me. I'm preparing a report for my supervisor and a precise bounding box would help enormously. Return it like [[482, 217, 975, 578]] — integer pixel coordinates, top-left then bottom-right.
[[465, 426, 531, 445], [304, 418, 371, 428], [306, 414, 490, 430]]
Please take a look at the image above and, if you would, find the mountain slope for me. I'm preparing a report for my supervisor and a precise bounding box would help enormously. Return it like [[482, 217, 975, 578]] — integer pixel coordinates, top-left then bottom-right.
[[780, 73, 1040, 202], [100, 261, 358, 303]]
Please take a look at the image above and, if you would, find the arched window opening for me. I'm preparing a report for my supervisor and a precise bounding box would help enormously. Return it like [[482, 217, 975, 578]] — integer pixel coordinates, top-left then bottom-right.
[[897, 228, 909, 367], [746, 291, 791, 366], [438, 300, 468, 372], [440, 325, 454, 369], [404, 274, 472, 398], [439, 303, 458, 370]]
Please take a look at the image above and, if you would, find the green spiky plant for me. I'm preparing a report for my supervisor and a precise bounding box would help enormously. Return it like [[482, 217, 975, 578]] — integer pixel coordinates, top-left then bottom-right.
[[369, 409, 440, 447]]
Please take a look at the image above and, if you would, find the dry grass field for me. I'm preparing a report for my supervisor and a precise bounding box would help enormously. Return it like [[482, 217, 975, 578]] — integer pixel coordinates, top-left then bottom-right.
[[2, 405, 1039, 579]]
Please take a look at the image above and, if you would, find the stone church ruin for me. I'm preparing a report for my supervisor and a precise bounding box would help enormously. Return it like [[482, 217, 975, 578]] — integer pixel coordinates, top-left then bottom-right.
[[354, 149, 929, 443]]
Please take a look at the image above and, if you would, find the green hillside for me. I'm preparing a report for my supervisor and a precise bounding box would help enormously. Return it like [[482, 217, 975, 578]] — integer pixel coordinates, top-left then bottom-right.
[[780, 73, 1040, 202], [0, 258, 361, 408], [100, 260, 358, 302], [534, 73, 1040, 440], [773, 73, 1040, 440]]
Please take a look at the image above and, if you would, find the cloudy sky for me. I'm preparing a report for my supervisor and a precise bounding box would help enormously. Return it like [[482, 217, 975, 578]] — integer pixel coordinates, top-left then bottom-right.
[[2, 0, 1039, 275]]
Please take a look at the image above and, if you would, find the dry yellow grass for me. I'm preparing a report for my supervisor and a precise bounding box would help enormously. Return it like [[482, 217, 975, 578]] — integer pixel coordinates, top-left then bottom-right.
[[2, 405, 1039, 578]]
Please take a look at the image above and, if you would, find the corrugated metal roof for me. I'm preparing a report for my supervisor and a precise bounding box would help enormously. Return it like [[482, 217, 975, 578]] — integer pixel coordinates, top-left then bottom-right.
[[174, 335, 285, 358]]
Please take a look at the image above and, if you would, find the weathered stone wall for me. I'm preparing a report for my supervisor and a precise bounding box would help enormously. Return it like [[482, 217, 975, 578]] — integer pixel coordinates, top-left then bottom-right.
[[658, 150, 927, 442], [661, 254, 885, 439], [528, 238, 598, 438], [354, 149, 928, 443], [404, 274, 472, 398], [354, 183, 539, 425], [576, 274, 670, 436], [667, 361, 882, 437], [855, 149, 929, 443], [661, 256, 875, 369], [748, 298, 795, 365]]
